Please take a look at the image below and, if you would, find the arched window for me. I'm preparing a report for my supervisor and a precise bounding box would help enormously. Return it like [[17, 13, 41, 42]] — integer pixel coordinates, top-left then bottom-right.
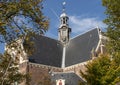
[[59, 80, 62, 85], [63, 18, 66, 24]]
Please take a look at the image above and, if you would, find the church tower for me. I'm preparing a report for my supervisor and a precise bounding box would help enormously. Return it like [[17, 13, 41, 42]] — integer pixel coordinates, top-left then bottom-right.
[[58, 2, 71, 46]]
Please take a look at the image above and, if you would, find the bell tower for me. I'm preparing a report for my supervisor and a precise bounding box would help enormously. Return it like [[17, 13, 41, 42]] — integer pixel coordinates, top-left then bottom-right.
[[58, 2, 71, 46]]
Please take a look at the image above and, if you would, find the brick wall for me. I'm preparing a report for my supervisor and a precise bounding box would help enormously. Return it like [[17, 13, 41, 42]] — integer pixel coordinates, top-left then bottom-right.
[[28, 63, 63, 85]]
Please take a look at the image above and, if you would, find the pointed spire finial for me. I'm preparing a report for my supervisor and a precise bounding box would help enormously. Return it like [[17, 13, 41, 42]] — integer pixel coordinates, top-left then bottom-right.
[[62, 1, 66, 13]]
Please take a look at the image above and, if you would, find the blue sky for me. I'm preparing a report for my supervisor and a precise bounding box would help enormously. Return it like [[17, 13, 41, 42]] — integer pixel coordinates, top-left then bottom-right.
[[43, 0, 107, 39], [0, 0, 107, 53]]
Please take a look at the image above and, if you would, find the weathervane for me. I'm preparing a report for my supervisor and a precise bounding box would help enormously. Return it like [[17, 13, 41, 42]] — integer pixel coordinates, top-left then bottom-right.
[[62, 1, 66, 13]]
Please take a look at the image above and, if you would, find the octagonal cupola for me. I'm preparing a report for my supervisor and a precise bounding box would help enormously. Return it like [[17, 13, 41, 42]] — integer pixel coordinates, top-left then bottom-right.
[[60, 12, 69, 28]]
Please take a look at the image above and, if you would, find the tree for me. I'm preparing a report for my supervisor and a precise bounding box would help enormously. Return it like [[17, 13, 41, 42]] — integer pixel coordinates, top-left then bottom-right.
[[0, 0, 49, 55], [102, 0, 120, 65], [0, 0, 49, 84], [80, 54, 120, 85], [0, 52, 25, 85], [80, 0, 120, 84], [0, 0, 49, 43], [102, 0, 120, 83]]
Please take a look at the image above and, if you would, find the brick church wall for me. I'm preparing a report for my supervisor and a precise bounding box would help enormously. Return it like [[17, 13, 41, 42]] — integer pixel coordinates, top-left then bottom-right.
[[64, 62, 87, 77], [19, 62, 28, 85], [28, 63, 63, 85], [27, 62, 88, 85]]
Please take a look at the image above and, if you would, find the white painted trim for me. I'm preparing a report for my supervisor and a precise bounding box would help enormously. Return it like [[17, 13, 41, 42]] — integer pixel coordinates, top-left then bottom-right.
[[61, 47, 66, 68], [95, 40, 101, 52], [70, 28, 97, 40], [95, 28, 101, 52]]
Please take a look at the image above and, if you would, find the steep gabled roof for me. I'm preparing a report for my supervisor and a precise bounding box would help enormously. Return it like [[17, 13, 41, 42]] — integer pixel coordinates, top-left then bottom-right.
[[65, 28, 99, 67], [29, 28, 100, 67], [29, 35, 63, 67]]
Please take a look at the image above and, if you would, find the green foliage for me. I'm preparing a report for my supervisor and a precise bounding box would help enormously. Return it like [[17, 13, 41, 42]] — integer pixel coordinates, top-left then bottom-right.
[[0, 0, 49, 56], [23, 31, 36, 56], [0, 0, 49, 43], [102, 0, 120, 65], [80, 1, 120, 84], [25, 73, 31, 85], [80, 54, 120, 85], [0, 52, 25, 85], [0, 1, 49, 84]]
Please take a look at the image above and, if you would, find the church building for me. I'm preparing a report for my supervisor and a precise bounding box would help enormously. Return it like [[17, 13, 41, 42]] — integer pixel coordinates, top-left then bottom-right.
[[5, 2, 107, 85], [27, 4, 107, 85]]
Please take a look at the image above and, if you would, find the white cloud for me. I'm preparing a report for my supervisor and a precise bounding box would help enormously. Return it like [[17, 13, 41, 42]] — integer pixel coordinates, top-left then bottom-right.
[[69, 16, 107, 34]]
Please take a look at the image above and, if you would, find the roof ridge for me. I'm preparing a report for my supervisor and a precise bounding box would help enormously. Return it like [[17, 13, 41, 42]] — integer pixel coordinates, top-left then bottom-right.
[[37, 34, 59, 42], [70, 28, 98, 40]]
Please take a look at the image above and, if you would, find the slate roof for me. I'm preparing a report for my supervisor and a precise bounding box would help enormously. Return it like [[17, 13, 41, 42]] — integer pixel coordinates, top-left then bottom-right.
[[29, 28, 100, 67], [65, 28, 99, 66], [29, 35, 63, 67], [51, 72, 86, 85]]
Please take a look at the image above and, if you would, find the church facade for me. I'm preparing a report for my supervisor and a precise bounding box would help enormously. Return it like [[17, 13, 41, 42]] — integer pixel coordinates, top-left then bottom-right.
[[27, 10, 106, 85], [5, 6, 107, 85]]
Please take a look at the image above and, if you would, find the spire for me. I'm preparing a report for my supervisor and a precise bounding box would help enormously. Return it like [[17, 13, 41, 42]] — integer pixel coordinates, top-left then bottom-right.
[[58, 1, 71, 46], [62, 2, 66, 13], [60, 1, 69, 28]]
